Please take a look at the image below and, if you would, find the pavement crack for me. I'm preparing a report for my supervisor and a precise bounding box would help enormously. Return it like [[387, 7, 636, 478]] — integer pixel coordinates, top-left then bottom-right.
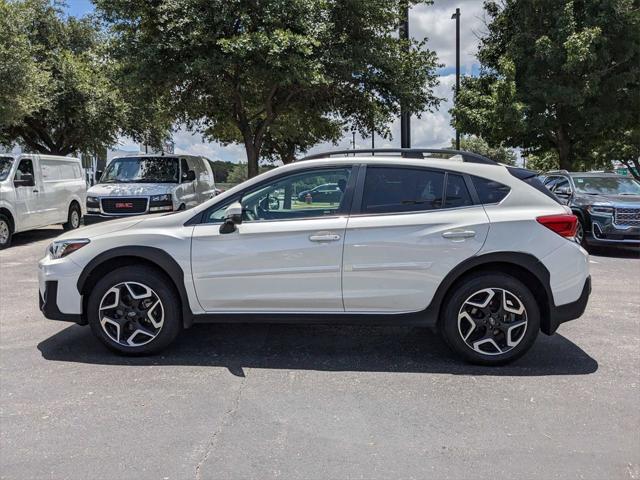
[[195, 371, 248, 480]]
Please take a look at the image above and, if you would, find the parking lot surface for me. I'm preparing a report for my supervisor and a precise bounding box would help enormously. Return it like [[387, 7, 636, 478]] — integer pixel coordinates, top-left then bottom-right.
[[1, 228, 639, 480]]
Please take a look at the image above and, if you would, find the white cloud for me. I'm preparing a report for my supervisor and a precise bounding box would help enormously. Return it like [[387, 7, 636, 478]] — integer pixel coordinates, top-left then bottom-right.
[[139, 2, 487, 163]]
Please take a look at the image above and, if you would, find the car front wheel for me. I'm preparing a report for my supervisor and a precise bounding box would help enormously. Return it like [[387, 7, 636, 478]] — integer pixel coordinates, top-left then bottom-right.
[[440, 272, 540, 365], [87, 266, 182, 355]]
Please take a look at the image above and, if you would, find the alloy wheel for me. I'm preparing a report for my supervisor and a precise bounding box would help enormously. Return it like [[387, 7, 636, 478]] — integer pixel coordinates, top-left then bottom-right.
[[0, 220, 9, 244], [457, 288, 528, 356], [71, 209, 80, 228], [98, 281, 164, 347], [575, 221, 584, 245]]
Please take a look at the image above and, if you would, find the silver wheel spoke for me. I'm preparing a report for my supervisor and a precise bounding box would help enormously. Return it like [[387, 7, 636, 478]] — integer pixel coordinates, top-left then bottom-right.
[[98, 281, 164, 347]]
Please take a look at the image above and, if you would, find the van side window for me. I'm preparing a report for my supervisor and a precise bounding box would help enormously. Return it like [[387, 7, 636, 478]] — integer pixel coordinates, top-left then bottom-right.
[[471, 175, 511, 204], [361, 167, 445, 214], [14, 159, 34, 181], [444, 174, 473, 208]]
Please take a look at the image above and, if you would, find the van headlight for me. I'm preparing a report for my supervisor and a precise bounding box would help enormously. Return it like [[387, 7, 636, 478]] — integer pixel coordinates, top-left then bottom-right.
[[150, 194, 171, 202], [48, 239, 90, 259]]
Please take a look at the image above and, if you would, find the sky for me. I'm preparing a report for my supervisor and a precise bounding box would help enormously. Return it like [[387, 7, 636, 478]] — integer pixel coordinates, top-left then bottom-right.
[[64, 0, 487, 163]]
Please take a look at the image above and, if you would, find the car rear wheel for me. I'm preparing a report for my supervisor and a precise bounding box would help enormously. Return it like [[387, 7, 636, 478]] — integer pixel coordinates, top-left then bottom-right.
[[63, 203, 81, 231], [440, 273, 540, 365], [0, 214, 12, 249], [87, 266, 182, 355]]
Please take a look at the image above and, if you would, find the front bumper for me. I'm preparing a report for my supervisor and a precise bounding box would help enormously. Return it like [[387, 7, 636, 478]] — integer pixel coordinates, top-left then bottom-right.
[[586, 215, 640, 246], [39, 281, 85, 324]]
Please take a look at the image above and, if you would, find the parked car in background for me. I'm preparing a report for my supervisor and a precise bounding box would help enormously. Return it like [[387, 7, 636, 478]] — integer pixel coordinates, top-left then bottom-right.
[[0, 154, 85, 249], [84, 155, 216, 224], [540, 170, 640, 248], [297, 182, 344, 203], [39, 149, 590, 365]]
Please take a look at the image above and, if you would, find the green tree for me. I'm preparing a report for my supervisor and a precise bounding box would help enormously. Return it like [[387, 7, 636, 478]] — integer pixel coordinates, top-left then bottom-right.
[[451, 135, 517, 165], [451, 0, 640, 171], [96, 0, 441, 178], [0, 0, 127, 156]]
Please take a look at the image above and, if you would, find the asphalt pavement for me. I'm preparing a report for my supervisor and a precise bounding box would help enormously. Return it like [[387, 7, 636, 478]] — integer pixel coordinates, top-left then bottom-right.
[[1, 227, 639, 480]]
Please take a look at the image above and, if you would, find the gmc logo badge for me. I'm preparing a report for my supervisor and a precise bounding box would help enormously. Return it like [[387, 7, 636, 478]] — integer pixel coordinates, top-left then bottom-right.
[[115, 202, 133, 209]]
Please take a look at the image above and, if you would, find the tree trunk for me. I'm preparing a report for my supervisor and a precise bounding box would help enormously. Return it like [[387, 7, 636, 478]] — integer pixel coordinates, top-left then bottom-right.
[[556, 126, 573, 171], [244, 142, 260, 178], [621, 158, 640, 181]]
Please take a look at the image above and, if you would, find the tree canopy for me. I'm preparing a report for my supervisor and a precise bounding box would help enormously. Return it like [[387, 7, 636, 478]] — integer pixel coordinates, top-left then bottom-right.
[[0, 0, 127, 156], [451, 0, 640, 172], [451, 135, 517, 165], [96, 0, 442, 177]]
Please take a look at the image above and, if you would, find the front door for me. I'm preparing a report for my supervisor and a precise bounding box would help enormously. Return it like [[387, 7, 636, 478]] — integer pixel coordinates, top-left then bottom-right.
[[12, 158, 40, 230], [191, 166, 355, 312], [342, 166, 490, 312]]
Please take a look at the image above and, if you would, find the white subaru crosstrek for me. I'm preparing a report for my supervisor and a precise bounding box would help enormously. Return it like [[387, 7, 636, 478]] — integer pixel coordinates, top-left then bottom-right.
[[38, 149, 591, 365]]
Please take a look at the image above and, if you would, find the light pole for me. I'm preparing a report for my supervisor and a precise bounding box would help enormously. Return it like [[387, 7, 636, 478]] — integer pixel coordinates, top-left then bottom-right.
[[400, 2, 411, 149], [451, 7, 461, 150]]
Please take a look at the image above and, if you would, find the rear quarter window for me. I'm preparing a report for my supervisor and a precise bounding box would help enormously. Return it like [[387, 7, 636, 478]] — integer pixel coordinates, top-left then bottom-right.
[[471, 176, 511, 204]]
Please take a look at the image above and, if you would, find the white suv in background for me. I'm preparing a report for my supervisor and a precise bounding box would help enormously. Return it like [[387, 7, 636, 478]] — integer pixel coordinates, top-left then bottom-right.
[[84, 154, 216, 223], [0, 154, 85, 249], [38, 149, 591, 365]]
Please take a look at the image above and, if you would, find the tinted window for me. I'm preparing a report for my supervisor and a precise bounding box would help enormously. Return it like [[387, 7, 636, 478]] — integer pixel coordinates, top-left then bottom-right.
[[14, 159, 34, 180], [362, 167, 444, 214], [206, 168, 352, 223], [444, 174, 473, 208], [471, 176, 510, 204]]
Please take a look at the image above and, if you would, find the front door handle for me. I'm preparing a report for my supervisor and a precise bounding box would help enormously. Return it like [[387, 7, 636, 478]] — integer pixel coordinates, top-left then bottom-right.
[[442, 230, 476, 239], [33, 189, 39, 193], [309, 233, 341, 242]]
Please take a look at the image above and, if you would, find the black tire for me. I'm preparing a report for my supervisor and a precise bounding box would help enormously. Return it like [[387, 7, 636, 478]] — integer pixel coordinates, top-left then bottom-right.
[[575, 216, 589, 250], [87, 265, 182, 355], [63, 202, 82, 231], [0, 213, 12, 249], [440, 272, 540, 366]]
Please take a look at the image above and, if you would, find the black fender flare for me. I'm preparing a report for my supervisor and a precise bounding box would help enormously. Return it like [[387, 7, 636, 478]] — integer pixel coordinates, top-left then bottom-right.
[[77, 246, 194, 328]]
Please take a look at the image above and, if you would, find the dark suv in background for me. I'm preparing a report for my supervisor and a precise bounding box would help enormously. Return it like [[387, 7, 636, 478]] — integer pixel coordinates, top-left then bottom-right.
[[540, 171, 640, 248]]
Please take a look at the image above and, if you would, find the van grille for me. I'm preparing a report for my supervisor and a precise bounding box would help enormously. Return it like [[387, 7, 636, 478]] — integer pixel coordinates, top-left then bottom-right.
[[614, 207, 640, 227], [101, 197, 148, 214]]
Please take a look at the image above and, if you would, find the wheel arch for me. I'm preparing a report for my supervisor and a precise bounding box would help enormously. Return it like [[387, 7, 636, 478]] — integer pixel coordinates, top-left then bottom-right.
[[427, 252, 555, 335], [0, 207, 15, 232], [77, 246, 193, 328]]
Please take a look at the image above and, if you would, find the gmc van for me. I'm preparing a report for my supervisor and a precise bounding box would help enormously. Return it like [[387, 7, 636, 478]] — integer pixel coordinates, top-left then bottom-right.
[[84, 155, 216, 223], [0, 154, 86, 249]]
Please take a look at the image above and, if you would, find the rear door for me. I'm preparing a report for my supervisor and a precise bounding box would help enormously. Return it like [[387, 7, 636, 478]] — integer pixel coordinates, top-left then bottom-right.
[[342, 165, 490, 313]]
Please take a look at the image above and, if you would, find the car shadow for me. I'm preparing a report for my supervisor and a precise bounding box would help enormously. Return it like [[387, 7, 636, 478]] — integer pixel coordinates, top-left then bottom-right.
[[38, 323, 598, 377], [588, 245, 639, 259], [8, 227, 63, 247]]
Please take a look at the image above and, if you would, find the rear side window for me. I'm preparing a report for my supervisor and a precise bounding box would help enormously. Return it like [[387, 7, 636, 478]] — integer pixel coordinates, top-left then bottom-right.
[[362, 167, 445, 214], [471, 176, 511, 204], [444, 174, 473, 208]]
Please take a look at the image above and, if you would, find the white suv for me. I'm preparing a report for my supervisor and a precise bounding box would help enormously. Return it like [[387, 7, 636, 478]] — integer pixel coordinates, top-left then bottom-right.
[[38, 149, 591, 365]]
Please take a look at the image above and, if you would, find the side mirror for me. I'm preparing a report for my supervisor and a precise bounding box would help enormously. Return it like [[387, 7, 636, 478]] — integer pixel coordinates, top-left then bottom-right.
[[95, 170, 103, 182], [219, 201, 242, 234], [14, 173, 35, 187], [183, 170, 196, 182], [555, 186, 571, 197]]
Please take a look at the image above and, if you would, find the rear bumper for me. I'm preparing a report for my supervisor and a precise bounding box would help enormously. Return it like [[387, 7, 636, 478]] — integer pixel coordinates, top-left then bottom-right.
[[39, 280, 85, 324], [545, 276, 591, 335]]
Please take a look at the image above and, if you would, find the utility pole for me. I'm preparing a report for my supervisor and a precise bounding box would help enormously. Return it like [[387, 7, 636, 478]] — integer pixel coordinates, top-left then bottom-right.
[[451, 7, 461, 150], [399, 2, 411, 148]]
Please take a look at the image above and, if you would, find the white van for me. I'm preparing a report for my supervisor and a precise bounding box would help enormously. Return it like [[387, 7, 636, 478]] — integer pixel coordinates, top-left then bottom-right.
[[0, 154, 86, 249], [84, 154, 216, 223]]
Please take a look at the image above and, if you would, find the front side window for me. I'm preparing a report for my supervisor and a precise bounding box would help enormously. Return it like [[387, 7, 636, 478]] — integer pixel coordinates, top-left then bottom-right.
[[100, 157, 179, 184], [205, 167, 352, 223], [0, 157, 13, 181], [361, 167, 445, 214], [573, 176, 640, 195], [14, 159, 34, 181]]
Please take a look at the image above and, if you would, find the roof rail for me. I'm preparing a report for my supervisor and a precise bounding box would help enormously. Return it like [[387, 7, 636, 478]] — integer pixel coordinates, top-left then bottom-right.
[[298, 148, 498, 165]]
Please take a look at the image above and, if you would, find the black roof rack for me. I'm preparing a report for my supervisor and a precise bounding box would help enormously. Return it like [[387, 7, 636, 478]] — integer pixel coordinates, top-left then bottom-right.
[[299, 148, 498, 165]]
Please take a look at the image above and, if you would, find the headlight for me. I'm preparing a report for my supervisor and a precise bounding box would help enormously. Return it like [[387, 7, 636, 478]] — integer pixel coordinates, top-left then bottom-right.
[[150, 194, 171, 202], [48, 239, 90, 259], [87, 196, 99, 204], [588, 205, 614, 215]]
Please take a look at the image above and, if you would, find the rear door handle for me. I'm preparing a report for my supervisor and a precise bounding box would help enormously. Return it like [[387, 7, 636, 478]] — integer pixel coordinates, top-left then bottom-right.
[[309, 234, 341, 242], [442, 230, 476, 239]]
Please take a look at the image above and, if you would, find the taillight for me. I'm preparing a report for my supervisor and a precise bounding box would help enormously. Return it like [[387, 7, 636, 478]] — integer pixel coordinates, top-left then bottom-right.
[[536, 214, 578, 239]]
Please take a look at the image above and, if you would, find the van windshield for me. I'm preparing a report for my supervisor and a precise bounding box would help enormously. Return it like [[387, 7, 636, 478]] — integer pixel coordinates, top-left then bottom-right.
[[0, 157, 14, 181], [100, 157, 179, 183]]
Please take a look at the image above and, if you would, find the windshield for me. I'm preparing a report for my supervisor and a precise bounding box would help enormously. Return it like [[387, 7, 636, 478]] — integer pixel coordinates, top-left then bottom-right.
[[573, 176, 640, 195], [100, 157, 179, 183], [0, 157, 14, 181]]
